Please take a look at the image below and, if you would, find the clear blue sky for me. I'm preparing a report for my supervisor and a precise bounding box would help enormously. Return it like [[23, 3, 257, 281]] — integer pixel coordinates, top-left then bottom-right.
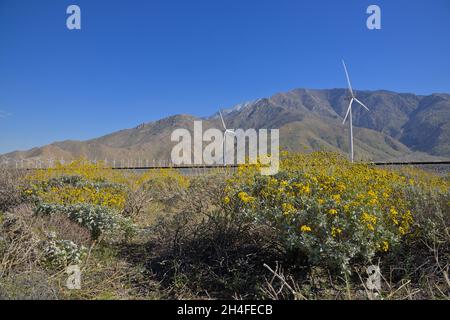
[[0, 0, 449, 153]]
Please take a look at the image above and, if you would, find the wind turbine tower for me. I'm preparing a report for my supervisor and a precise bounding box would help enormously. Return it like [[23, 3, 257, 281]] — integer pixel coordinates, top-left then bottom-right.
[[341, 60, 371, 163], [219, 110, 236, 166]]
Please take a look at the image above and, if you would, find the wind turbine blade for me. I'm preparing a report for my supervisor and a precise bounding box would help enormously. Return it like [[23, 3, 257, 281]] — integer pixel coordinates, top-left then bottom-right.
[[342, 60, 354, 97], [219, 110, 227, 130], [354, 98, 370, 111], [225, 129, 235, 136], [342, 98, 353, 124]]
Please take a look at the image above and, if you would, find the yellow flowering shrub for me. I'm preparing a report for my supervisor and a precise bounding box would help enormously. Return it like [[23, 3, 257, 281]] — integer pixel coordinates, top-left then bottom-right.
[[225, 152, 450, 272], [24, 160, 128, 210], [23, 159, 190, 214]]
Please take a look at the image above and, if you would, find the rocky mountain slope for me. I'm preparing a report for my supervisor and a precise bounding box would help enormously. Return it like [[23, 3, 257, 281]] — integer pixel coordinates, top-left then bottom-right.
[[3, 88, 450, 164]]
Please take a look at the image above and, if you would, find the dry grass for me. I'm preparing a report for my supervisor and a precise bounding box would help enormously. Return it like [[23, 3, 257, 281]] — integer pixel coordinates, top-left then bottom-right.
[[0, 210, 41, 278], [0, 168, 24, 212]]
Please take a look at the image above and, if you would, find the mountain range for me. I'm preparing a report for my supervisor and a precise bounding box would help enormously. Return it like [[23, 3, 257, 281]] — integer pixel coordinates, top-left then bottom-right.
[[2, 88, 450, 164]]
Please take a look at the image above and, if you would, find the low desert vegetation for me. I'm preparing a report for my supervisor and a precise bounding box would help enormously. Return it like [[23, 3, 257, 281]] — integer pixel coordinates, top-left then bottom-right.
[[0, 153, 448, 300]]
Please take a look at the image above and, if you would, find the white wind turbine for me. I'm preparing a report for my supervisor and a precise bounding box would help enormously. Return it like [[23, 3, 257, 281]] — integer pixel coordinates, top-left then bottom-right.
[[219, 110, 235, 166], [341, 60, 370, 163]]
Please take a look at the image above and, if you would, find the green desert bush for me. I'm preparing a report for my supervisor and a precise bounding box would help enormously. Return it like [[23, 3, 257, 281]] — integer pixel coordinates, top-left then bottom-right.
[[34, 202, 135, 241], [379, 186, 450, 298], [41, 232, 87, 268], [223, 153, 449, 275]]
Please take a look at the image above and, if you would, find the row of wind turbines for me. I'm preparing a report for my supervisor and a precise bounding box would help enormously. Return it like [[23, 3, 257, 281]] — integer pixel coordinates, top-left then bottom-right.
[[218, 60, 370, 164]]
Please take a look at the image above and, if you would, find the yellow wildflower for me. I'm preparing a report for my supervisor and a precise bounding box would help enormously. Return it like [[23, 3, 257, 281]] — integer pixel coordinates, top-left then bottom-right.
[[381, 240, 389, 252], [238, 191, 255, 203], [300, 225, 312, 232], [301, 184, 311, 194], [390, 207, 399, 225], [331, 227, 342, 237], [328, 208, 338, 215], [282, 203, 296, 215], [361, 212, 377, 231], [332, 194, 341, 204]]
